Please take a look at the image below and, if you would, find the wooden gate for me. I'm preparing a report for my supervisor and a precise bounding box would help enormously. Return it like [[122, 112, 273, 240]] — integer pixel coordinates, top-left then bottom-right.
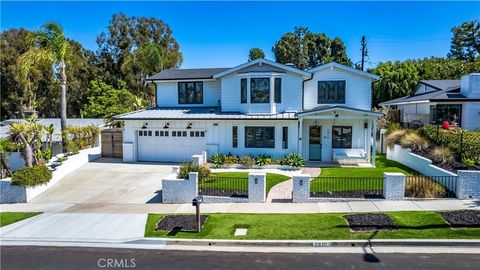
[[101, 128, 123, 158]]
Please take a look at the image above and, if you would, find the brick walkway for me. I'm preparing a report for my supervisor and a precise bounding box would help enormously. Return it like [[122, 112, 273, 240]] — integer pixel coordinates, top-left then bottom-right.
[[266, 180, 293, 203]]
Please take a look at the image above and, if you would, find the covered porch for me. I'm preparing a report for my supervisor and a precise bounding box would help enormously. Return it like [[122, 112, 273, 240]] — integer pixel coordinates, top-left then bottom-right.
[[296, 106, 381, 166]]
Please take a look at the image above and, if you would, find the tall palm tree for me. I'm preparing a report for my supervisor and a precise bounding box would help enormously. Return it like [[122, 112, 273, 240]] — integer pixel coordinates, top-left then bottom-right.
[[18, 22, 70, 152]]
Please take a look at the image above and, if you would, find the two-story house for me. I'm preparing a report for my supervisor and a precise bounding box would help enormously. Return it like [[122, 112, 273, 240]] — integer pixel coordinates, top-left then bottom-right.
[[115, 59, 381, 165]]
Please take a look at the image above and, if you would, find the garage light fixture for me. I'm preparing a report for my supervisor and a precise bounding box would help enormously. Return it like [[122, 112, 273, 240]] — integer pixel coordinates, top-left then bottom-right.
[[141, 122, 148, 129], [163, 122, 170, 129], [186, 123, 192, 129]]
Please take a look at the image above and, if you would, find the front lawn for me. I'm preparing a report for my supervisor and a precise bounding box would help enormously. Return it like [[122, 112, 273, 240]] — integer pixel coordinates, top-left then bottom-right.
[[320, 154, 415, 178], [203, 172, 290, 194], [145, 211, 480, 240], [0, 212, 40, 227]]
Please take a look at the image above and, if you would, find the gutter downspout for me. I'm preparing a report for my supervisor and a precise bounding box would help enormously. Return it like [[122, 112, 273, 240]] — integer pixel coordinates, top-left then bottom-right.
[[299, 74, 314, 156]]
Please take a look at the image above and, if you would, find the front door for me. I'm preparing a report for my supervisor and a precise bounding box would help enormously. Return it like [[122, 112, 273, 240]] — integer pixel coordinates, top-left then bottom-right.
[[309, 126, 322, 161]]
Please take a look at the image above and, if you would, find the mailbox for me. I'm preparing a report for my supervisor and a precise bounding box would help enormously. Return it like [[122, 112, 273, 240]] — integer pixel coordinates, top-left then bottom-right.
[[192, 195, 204, 206]]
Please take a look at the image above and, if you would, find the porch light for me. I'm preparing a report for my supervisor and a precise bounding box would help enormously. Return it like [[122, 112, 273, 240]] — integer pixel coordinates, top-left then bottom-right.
[[141, 122, 148, 129], [186, 123, 192, 129], [364, 121, 368, 129], [163, 122, 170, 129]]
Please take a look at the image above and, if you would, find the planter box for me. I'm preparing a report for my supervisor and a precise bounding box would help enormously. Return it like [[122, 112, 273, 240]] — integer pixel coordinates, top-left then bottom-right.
[[386, 144, 457, 177], [0, 147, 101, 203]]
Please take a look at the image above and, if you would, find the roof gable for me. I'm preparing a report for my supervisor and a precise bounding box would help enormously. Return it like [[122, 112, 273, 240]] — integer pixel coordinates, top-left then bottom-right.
[[308, 62, 380, 80], [146, 68, 230, 81], [213, 58, 311, 78]]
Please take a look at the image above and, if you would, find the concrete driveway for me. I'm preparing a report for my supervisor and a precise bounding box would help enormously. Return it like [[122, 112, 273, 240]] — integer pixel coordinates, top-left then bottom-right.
[[31, 159, 173, 204]]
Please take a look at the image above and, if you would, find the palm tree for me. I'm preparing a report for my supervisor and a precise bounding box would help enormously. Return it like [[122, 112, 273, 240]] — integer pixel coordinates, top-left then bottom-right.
[[18, 22, 70, 152]]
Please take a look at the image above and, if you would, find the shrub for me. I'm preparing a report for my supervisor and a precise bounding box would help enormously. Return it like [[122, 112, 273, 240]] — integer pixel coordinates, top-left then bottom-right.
[[463, 159, 476, 169], [11, 165, 52, 187], [280, 153, 305, 168], [63, 125, 100, 154], [224, 155, 239, 166], [210, 153, 225, 168], [400, 132, 429, 151], [239, 155, 255, 168], [386, 129, 406, 148], [177, 162, 210, 182], [405, 177, 447, 198], [431, 146, 454, 164], [255, 154, 272, 167], [419, 125, 480, 164], [386, 123, 401, 136]]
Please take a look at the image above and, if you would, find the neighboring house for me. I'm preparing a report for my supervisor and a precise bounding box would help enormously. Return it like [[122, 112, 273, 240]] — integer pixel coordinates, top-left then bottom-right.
[[115, 59, 381, 164], [379, 73, 480, 130], [0, 118, 106, 171]]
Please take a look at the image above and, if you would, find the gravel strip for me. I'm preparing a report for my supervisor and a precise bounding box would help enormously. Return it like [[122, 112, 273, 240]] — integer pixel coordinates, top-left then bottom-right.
[[155, 215, 208, 232], [344, 213, 397, 231], [440, 210, 480, 228]]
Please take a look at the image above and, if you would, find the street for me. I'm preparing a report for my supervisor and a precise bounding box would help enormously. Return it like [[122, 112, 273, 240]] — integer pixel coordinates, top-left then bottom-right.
[[1, 246, 479, 270]]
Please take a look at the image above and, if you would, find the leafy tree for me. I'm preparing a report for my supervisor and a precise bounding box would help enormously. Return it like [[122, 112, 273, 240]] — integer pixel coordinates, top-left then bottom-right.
[[272, 26, 352, 70], [448, 20, 480, 62], [96, 13, 183, 101], [17, 22, 71, 152], [248, 48, 265, 61], [9, 118, 45, 167], [82, 80, 147, 126]]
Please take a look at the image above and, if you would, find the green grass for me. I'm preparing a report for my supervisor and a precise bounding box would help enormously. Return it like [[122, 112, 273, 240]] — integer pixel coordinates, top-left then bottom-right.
[[145, 212, 480, 240], [320, 154, 415, 178], [0, 212, 40, 227], [202, 172, 290, 194], [310, 177, 383, 192]]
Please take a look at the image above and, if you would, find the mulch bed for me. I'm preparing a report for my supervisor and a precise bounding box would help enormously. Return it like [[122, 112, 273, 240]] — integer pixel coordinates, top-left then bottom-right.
[[311, 191, 384, 199], [344, 213, 397, 231], [440, 210, 480, 228], [155, 215, 208, 232]]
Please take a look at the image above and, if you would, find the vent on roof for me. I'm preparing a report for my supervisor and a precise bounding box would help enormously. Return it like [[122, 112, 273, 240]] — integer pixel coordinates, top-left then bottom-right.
[[285, 63, 296, 68]]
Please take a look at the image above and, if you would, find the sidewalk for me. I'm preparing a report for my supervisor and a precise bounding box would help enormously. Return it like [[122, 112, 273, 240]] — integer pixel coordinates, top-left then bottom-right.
[[1, 199, 479, 214]]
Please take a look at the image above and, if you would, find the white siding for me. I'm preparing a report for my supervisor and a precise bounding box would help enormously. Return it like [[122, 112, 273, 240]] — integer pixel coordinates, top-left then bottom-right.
[[155, 80, 221, 107], [461, 74, 480, 98], [123, 119, 298, 161], [462, 102, 480, 130], [304, 67, 372, 111]]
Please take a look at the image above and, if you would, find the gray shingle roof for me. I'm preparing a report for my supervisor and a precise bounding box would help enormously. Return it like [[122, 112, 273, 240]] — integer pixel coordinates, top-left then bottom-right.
[[420, 80, 460, 91], [114, 107, 297, 120], [147, 68, 230, 81], [379, 89, 468, 105]]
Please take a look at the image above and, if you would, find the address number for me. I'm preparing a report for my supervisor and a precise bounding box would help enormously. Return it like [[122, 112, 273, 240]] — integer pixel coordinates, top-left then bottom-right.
[[312, 241, 332, 247]]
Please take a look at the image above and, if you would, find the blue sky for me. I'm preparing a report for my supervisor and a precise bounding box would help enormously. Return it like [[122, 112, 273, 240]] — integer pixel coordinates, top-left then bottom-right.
[[2, 1, 479, 69]]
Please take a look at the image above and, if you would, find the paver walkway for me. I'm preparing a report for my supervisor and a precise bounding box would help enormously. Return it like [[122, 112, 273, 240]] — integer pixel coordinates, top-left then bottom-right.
[[301, 167, 321, 177], [266, 180, 293, 203]]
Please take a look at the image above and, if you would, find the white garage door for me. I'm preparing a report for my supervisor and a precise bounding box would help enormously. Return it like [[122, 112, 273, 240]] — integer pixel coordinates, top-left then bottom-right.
[[137, 129, 206, 162]]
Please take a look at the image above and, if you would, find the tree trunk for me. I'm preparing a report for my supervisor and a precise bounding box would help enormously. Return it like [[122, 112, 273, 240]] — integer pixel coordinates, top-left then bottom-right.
[[60, 64, 67, 153], [0, 153, 12, 177], [18, 134, 33, 168]]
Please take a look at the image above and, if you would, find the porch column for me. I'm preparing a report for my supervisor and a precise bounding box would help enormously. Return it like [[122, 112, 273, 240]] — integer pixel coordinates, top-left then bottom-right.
[[298, 118, 303, 156], [372, 118, 377, 167]]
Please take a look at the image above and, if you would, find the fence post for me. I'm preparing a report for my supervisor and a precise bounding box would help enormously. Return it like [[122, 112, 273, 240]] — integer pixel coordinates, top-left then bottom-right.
[[383, 172, 405, 200], [292, 174, 311, 203], [248, 172, 266, 203], [188, 172, 199, 196], [456, 170, 480, 199]]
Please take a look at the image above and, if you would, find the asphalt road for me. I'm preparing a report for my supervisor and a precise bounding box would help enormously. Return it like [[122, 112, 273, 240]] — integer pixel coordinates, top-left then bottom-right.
[[1, 246, 479, 270]]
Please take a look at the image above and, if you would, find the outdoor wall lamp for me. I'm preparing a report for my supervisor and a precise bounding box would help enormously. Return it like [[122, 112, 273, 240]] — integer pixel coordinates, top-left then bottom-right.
[[141, 122, 148, 129], [254, 178, 258, 184], [163, 122, 170, 129], [186, 123, 192, 129], [364, 121, 368, 129], [300, 179, 303, 186]]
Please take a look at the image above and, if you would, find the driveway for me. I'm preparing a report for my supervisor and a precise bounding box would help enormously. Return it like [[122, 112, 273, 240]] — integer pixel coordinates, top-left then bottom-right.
[[31, 159, 173, 204]]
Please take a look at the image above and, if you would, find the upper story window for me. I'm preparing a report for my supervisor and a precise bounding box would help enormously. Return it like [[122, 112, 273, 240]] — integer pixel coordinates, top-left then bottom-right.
[[274, 78, 282, 103], [250, 78, 270, 103], [178, 82, 203, 104], [241, 78, 247, 104], [317, 80, 345, 104]]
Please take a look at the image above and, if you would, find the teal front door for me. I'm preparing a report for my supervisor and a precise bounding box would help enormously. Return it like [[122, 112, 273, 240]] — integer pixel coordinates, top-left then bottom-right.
[[309, 126, 322, 161]]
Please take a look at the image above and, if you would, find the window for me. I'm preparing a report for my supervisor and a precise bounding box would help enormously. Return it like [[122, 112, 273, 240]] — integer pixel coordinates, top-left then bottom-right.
[[282, 126, 288, 149], [172, 131, 177, 137], [155, 131, 159, 136], [160, 131, 164, 136], [183, 131, 187, 137], [178, 82, 203, 104], [232, 126, 238, 148], [139, 131, 143, 136], [430, 104, 462, 126], [318, 81, 346, 104], [241, 78, 247, 103], [274, 78, 281, 103], [190, 131, 194, 137], [245, 127, 275, 148], [200, 131, 205, 137], [332, 126, 352, 149], [250, 78, 270, 103], [164, 131, 169, 137]]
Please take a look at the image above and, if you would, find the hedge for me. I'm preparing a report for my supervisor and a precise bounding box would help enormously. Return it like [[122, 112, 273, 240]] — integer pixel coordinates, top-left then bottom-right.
[[419, 125, 480, 164], [11, 165, 52, 187]]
